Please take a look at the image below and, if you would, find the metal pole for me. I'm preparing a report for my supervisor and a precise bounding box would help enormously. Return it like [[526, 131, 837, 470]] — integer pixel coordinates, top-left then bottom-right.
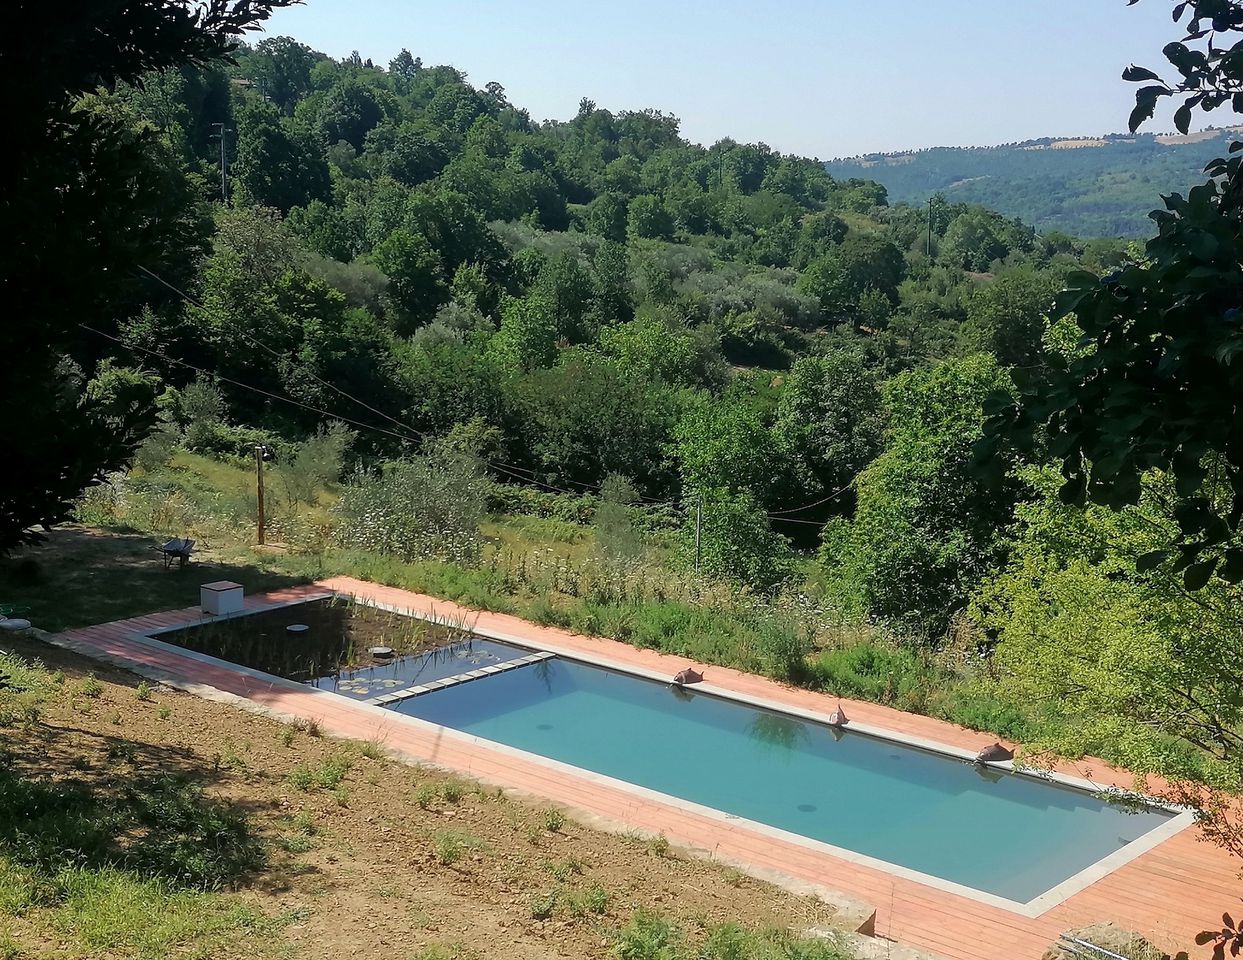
[[927, 197, 933, 257], [212, 122, 230, 204], [694, 492, 702, 572], [255, 446, 266, 546]]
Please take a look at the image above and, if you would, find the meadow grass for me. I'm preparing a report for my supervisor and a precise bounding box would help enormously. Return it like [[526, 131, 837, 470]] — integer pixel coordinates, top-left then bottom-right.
[[50, 868, 270, 959], [0, 653, 280, 959], [613, 911, 852, 960], [6, 454, 1043, 753]]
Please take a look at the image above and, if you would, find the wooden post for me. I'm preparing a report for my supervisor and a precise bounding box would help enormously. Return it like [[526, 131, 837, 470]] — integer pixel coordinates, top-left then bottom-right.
[[255, 445, 266, 546], [694, 492, 702, 573]]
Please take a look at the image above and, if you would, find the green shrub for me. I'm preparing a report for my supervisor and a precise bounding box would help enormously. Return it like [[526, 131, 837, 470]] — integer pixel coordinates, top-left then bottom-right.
[[279, 421, 356, 506], [939, 690, 1035, 742], [432, 832, 463, 865], [752, 618, 812, 683], [431, 830, 486, 866], [486, 484, 596, 525], [809, 642, 927, 703], [614, 910, 683, 960], [547, 857, 582, 881], [415, 944, 480, 960], [527, 596, 571, 629], [286, 756, 351, 792], [528, 890, 557, 920], [595, 475, 644, 562], [680, 487, 791, 590], [580, 883, 609, 915], [335, 455, 488, 565], [184, 420, 287, 463]]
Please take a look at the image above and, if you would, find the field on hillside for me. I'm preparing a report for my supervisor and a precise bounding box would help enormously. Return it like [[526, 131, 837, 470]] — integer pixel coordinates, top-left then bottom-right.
[[826, 131, 1241, 236]]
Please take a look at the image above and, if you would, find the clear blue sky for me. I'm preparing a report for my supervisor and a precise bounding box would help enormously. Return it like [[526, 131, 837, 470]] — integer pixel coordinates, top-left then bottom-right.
[[259, 0, 1204, 158]]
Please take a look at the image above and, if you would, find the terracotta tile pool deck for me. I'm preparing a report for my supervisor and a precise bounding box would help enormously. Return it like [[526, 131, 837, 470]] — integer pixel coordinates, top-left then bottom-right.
[[48, 576, 1239, 960]]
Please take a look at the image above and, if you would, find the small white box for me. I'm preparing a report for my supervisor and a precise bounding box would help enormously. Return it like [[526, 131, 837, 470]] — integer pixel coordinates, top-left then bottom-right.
[[200, 580, 244, 616]]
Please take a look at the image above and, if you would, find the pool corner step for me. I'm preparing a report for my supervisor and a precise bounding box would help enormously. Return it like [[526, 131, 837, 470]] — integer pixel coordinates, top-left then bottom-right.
[[366, 651, 554, 706]]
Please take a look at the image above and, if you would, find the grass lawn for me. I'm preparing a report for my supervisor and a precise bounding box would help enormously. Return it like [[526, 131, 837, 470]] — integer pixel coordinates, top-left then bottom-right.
[[0, 527, 306, 633]]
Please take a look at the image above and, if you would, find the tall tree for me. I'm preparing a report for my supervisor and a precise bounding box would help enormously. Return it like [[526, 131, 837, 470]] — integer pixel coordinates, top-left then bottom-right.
[[774, 350, 886, 510], [1, 0, 294, 550], [833, 355, 1017, 637], [253, 36, 317, 114], [231, 101, 331, 212]]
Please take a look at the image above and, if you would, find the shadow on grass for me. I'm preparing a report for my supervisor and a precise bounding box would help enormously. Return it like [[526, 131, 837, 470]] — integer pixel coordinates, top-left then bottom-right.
[[0, 525, 308, 633], [0, 726, 266, 892]]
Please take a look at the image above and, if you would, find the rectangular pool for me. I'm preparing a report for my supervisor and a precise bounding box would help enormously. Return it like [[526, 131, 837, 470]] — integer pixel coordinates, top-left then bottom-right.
[[396, 656, 1177, 906]]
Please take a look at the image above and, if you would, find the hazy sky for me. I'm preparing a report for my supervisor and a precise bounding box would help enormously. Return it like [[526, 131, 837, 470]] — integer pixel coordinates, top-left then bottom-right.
[[259, 1, 1201, 158]]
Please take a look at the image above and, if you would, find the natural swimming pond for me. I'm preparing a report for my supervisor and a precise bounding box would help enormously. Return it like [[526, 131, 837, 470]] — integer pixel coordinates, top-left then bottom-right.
[[155, 598, 527, 696], [394, 656, 1177, 905], [156, 599, 1180, 906]]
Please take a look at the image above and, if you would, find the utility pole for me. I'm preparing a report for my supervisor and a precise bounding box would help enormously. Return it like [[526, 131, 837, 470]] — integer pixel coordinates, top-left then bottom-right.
[[254, 445, 271, 546], [694, 492, 702, 573], [211, 122, 233, 204], [927, 196, 934, 258]]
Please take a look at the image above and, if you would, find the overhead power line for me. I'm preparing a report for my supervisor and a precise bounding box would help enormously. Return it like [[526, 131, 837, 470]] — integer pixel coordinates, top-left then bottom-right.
[[766, 481, 854, 519], [135, 265, 430, 447], [89, 321, 834, 530], [124, 265, 843, 528], [767, 515, 829, 527], [134, 263, 681, 508], [80, 324, 423, 446]]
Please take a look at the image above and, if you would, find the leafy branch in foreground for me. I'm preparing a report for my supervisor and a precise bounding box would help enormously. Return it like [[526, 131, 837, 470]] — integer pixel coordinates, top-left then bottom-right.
[[1125, 0, 1243, 133], [1, 0, 298, 551], [979, 164, 1243, 591]]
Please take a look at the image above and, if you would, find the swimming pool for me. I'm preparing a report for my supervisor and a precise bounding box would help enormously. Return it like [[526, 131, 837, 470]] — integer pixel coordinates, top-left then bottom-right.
[[146, 596, 1188, 912], [396, 654, 1180, 908]]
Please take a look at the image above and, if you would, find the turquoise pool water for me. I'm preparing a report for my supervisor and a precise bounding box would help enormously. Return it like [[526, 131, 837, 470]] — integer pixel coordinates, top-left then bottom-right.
[[394, 657, 1174, 903]]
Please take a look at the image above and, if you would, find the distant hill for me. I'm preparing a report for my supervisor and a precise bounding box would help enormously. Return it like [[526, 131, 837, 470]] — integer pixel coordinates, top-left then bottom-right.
[[826, 129, 1243, 238]]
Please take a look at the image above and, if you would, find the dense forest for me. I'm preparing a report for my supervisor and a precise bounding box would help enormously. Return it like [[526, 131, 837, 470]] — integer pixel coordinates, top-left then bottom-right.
[[827, 130, 1241, 237], [61, 35, 1138, 596], [9, 0, 1243, 874]]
